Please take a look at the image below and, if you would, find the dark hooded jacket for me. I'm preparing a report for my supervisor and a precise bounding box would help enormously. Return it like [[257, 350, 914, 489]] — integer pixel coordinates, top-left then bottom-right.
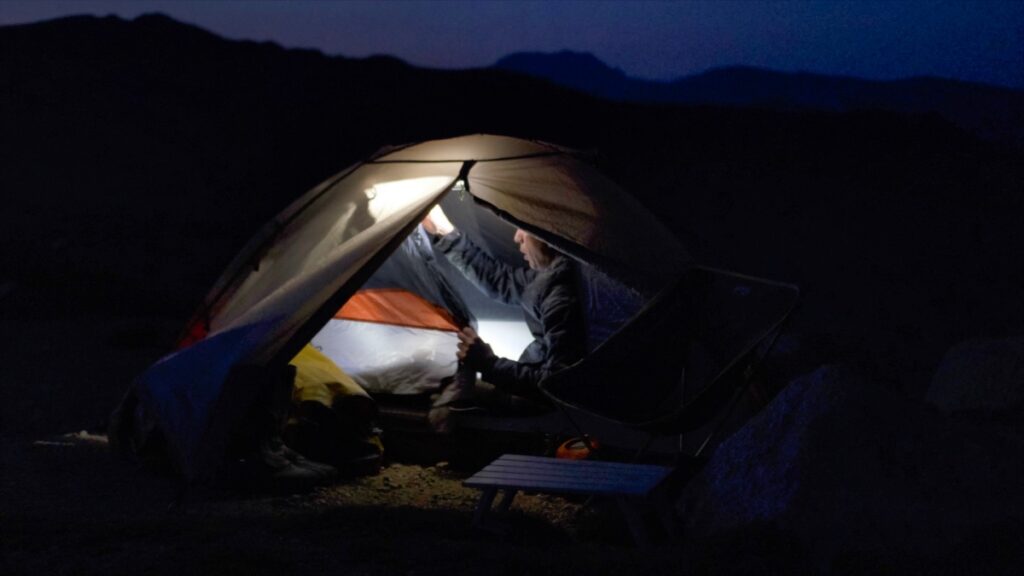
[[434, 231, 585, 398]]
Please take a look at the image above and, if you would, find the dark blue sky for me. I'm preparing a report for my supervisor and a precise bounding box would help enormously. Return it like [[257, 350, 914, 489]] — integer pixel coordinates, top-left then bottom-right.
[[4, 1, 1022, 89]]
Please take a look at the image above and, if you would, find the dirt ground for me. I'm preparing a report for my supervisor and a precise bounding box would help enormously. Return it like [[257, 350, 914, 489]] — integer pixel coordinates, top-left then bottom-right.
[[1, 431, 690, 576], [0, 315, 696, 575]]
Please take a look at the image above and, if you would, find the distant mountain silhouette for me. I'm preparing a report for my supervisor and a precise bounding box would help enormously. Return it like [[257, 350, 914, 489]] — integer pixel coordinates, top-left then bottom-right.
[[495, 51, 1024, 145], [1, 13, 1022, 411], [496, 51, 633, 99]]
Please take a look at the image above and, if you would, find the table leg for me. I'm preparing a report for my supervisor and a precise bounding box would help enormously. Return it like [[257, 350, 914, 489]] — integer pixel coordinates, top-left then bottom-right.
[[473, 487, 498, 527], [496, 489, 517, 513]]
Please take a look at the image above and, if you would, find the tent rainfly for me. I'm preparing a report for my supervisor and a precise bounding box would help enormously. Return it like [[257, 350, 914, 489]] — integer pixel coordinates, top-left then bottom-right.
[[117, 134, 691, 481]]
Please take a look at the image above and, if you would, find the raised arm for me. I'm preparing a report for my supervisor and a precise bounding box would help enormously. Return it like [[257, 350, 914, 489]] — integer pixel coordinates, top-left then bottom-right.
[[433, 231, 534, 306], [422, 205, 533, 305]]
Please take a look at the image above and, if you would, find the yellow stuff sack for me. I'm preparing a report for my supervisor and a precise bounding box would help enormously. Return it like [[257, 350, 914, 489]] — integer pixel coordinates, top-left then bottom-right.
[[289, 344, 370, 407], [286, 345, 381, 473]]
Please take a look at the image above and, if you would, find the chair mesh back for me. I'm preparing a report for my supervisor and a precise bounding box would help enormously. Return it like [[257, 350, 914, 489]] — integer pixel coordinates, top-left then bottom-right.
[[540, 267, 798, 433]]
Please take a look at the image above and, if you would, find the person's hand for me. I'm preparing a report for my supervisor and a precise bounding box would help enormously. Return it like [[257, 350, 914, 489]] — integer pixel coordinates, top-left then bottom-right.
[[422, 205, 455, 237], [457, 326, 496, 371]]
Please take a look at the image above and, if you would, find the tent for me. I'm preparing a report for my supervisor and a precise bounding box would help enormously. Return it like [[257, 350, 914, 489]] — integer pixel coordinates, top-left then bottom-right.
[[115, 134, 691, 481]]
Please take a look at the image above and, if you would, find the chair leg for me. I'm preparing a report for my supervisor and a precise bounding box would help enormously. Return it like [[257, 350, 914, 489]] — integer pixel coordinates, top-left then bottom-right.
[[652, 486, 679, 539], [694, 380, 747, 458], [632, 433, 655, 462], [617, 496, 652, 548]]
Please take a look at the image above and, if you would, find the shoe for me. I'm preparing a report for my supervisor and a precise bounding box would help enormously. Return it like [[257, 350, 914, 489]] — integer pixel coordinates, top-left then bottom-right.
[[335, 435, 384, 477], [257, 434, 337, 493], [433, 363, 476, 407], [282, 443, 338, 477], [265, 462, 335, 494], [428, 405, 453, 434]]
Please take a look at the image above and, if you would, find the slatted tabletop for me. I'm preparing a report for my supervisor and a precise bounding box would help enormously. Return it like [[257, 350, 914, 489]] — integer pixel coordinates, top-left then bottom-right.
[[464, 454, 674, 497]]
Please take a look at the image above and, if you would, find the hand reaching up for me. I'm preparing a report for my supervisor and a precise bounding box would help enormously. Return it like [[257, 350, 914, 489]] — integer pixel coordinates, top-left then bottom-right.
[[421, 205, 455, 237]]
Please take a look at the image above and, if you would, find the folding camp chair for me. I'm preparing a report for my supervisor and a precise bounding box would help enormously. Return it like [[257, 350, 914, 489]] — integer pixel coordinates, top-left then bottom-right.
[[464, 266, 799, 544], [538, 265, 801, 459]]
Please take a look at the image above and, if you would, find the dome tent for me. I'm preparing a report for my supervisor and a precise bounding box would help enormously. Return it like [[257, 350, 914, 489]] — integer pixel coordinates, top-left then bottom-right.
[[117, 134, 690, 481]]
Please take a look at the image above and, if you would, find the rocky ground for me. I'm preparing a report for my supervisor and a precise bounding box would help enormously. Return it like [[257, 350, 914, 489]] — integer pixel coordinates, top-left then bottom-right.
[[0, 315, 687, 576], [1, 431, 693, 576]]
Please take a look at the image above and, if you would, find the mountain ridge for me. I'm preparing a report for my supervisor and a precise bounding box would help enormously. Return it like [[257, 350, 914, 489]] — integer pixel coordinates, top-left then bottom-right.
[[494, 50, 1024, 145], [495, 49, 1024, 95]]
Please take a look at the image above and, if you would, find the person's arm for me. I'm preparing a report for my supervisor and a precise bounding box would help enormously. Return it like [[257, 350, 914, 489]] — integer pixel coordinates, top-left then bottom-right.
[[422, 205, 531, 305], [434, 232, 532, 306], [467, 282, 584, 397]]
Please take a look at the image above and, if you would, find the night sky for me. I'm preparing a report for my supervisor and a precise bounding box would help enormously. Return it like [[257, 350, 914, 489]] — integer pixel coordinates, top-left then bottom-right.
[[3, 1, 1022, 89]]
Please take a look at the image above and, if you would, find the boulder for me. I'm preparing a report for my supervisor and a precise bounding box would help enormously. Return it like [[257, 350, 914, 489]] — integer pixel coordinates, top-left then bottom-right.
[[677, 365, 1024, 571], [928, 337, 1024, 416]]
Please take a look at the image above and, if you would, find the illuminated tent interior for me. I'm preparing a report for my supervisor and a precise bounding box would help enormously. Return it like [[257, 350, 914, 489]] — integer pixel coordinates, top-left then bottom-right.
[[309, 185, 653, 398], [116, 135, 691, 480]]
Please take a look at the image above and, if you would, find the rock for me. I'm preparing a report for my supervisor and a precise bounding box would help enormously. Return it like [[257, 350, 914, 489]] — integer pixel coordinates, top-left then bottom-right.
[[677, 365, 1024, 571], [762, 332, 848, 385], [928, 338, 1024, 416]]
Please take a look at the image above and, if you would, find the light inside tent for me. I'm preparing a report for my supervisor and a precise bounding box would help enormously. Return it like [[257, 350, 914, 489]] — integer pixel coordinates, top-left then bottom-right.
[[309, 177, 539, 395], [475, 319, 534, 360], [311, 320, 459, 395], [312, 316, 534, 395], [364, 176, 454, 220]]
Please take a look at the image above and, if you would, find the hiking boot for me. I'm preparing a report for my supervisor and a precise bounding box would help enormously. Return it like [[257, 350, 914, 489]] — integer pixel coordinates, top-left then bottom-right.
[[279, 442, 338, 477], [257, 434, 337, 492], [429, 363, 484, 431], [263, 461, 336, 494], [335, 435, 384, 477], [427, 405, 453, 434], [433, 363, 477, 407]]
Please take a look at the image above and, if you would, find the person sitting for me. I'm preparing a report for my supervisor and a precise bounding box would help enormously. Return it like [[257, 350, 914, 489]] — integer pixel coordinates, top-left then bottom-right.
[[420, 205, 585, 424]]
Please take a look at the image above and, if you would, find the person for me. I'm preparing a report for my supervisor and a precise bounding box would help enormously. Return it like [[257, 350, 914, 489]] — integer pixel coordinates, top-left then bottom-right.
[[420, 205, 585, 423]]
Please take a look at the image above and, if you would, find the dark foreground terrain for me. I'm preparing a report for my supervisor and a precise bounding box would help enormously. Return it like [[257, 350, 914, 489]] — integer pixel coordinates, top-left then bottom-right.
[[3, 433, 685, 576]]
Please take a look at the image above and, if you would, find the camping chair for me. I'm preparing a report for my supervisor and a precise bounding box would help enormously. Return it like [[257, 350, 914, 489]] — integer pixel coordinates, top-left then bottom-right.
[[463, 266, 799, 544], [539, 264, 801, 459]]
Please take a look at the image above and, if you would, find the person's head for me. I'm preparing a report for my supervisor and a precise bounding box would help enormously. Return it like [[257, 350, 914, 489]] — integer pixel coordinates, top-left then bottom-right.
[[513, 228, 555, 270]]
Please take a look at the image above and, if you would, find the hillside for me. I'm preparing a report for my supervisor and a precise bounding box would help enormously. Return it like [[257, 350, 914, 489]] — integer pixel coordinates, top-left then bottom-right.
[[496, 51, 1024, 146], [1, 14, 1022, 434]]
